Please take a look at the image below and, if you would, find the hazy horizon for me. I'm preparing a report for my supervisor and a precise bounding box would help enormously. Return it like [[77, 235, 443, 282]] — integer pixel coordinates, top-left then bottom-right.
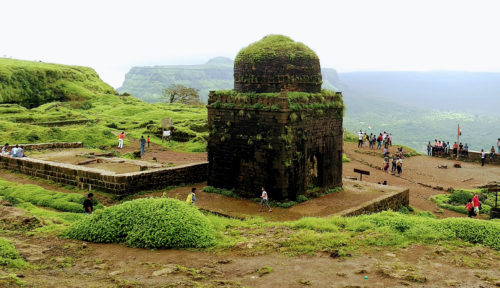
[[2, 0, 500, 88]]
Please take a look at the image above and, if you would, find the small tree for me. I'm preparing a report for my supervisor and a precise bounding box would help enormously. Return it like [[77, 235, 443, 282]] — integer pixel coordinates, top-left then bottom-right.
[[162, 84, 201, 105]]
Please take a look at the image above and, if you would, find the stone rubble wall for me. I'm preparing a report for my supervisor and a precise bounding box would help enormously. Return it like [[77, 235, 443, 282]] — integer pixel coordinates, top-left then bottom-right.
[[0, 155, 208, 195], [338, 188, 410, 217], [431, 150, 500, 165], [30, 119, 91, 127], [13, 142, 84, 151]]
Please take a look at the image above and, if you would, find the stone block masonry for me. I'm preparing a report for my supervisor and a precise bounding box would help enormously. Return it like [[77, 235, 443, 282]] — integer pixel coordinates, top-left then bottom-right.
[[431, 150, 500, 165], [17, 142, 83, 151], [0, 155, 208, 196], [338, 187, 410, 217]]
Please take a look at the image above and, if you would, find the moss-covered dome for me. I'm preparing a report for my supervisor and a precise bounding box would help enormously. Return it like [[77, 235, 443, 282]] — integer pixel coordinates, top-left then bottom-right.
[[234, 35, 322, 93]]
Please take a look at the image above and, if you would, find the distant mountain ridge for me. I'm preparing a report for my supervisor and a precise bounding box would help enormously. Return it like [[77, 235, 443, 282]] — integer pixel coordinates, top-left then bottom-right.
[[118, 58, 500, 151], [117, 57, 342, 103]]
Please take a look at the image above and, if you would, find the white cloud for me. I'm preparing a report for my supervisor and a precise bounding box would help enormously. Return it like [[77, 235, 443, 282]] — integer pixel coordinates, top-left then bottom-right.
[[2, 0, 500, 87]]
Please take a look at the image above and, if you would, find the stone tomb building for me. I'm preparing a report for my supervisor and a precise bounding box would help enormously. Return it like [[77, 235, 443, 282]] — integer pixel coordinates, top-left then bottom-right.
[[207, 35, 344, 200]]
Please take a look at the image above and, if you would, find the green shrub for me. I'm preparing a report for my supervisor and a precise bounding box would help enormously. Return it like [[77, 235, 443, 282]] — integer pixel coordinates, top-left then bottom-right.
[[65, 198, 217, 249], [449, 189, 474, 205], [0, 179, 103, 213], [0, 238, 27, 268], [203, 186, 238, 198], [431, 192, 491, 215]]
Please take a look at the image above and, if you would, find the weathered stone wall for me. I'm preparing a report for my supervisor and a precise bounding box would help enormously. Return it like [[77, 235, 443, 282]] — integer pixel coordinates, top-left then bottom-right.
[[431, 150, 500, 165], [30, 119, 90, 127], [13, 142, 83, 151], [234, 57, 322, 93], [207, 93, 343, 200], [0, 155, 207, 195], [338, 188, 410, 217]]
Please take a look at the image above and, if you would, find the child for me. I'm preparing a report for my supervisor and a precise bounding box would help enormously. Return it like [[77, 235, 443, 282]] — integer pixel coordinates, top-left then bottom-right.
[[147, 135, 151, 148], [465, 199, 475, 218], [186, 187, 196, 205]]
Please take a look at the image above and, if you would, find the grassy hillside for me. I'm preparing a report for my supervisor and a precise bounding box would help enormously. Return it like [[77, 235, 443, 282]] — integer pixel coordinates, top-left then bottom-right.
[[0, 59, 207, 152], [117, 57, 342, 103], [0, 58, 117, 108], [0, 96, 208, 152]]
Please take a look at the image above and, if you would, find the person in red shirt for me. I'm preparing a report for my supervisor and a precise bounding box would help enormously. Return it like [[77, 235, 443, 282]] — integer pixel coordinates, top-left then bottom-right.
[[472, 193, 481, 218], [465, 199, 475, 218], [118, 132, 125, 149], [147, 135, 151, 148]]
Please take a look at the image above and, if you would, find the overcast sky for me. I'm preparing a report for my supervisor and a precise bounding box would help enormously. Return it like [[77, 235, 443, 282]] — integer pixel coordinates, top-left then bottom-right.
[[2, 0, 500, 87]]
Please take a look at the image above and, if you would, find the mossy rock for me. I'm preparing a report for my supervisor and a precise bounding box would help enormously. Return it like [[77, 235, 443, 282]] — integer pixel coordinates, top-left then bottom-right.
[[234, 35, 322, 93]]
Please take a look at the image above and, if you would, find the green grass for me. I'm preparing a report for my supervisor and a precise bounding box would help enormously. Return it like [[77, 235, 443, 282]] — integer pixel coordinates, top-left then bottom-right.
[[0, 179, 103, 213], [342, 153, 350, 162], [0, 238, 27, 268], [234, 35, 319, 65], [0, 58, 116, 107]]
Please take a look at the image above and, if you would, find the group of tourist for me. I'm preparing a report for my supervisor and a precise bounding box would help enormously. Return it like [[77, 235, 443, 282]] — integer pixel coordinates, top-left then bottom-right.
[[1, 143, 26, 158], [382, 147, 404, 176], [428, 138, 499, 167], [357, 130, 393, 150], [427, 140, 470, 158]]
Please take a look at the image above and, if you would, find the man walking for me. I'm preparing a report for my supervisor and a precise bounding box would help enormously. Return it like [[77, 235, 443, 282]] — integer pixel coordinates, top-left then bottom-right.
[[357, 130, 363, 148], [118, 132, 125, 149], [140, 136, 146, 155], [259, 187, 272, 212]]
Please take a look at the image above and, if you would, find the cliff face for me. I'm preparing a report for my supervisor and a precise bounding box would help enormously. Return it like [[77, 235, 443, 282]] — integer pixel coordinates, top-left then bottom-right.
[[0, 58, 117, 108], [118, 57, 342, 103]]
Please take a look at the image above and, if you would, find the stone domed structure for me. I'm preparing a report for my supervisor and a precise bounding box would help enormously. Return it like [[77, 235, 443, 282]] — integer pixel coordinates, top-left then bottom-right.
[[234, 35, 322, 93], [207, 35, 343, 200]]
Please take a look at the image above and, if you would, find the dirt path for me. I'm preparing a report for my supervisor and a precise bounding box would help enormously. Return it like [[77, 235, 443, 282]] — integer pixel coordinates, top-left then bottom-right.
[[2, 200, 499, 288], [111, 137, 207, 166], [133, 180, 404, 221], [343, 142, 500, 218]]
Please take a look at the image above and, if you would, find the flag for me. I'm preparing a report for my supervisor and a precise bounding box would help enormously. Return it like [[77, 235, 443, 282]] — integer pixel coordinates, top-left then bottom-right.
[[368, 125, 372, 130], [458, 124, 461, 136]]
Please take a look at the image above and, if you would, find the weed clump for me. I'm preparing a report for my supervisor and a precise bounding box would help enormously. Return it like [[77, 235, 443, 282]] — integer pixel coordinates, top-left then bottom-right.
[[65, 198, 217, 249], [0, 238, 27, 268], [0, 179, 102, 213]]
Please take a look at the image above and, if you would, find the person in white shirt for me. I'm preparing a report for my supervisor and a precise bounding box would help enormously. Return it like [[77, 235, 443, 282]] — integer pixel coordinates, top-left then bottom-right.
[[357, 130, 363, 148], [1, 143, 9, 156], [497, 138, 500, 154], [11, 145, 18, 157], [259, 187, 272, 212]]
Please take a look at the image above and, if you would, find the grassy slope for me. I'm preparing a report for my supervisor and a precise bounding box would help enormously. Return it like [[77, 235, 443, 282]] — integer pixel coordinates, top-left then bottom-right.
[[0, 58, 116, 107], [0, 59, 208, 152]]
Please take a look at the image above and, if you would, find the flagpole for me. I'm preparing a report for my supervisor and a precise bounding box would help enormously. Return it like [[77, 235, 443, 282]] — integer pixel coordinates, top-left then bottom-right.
[[456, 124, 460, 161]]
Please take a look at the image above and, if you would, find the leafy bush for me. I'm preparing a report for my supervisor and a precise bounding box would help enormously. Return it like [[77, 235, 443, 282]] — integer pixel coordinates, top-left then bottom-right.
[[65, 198, 217, 249], [0, 179, 103, 213], [449, 189, 474, 205], [0, 238, 27, 268]]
